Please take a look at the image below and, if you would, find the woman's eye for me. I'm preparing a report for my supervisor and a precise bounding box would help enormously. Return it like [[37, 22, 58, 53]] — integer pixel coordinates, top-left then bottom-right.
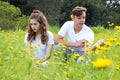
[[34, 23, 37, 25]]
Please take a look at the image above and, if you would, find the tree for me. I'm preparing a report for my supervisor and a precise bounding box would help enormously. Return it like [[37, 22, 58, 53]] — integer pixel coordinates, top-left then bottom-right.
[[1, 0, 120, 27], [0, 1, 28, 30], [106, 0, 120, 26], [60, 0, 108, 27]]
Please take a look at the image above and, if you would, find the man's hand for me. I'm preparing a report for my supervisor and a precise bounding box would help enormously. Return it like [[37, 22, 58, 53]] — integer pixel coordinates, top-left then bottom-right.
[[75, 39, 88, 48]]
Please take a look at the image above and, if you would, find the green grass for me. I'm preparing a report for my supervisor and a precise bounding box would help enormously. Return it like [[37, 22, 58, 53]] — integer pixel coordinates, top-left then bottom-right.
[[0, 26, 120, 80]]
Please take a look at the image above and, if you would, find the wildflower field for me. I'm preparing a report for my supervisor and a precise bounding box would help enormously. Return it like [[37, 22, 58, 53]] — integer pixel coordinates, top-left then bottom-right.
[[0, 26, 120, 80]]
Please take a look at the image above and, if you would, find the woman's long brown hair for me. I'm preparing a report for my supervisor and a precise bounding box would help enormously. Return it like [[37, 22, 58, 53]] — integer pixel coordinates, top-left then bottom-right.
[[27, 10, 48, 44]]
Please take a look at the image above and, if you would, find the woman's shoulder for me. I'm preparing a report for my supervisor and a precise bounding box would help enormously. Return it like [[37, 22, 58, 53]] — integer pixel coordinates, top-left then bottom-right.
[[47, 30, 53, 34], [47, 31, 53, 36]]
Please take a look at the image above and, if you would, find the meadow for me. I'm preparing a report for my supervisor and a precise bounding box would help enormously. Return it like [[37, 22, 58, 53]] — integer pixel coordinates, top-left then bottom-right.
[[0, 25, 120, 80]]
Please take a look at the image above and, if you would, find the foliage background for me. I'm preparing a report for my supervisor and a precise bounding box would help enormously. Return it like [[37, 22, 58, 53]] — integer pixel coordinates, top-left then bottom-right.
[[1, 0, 120, 30]]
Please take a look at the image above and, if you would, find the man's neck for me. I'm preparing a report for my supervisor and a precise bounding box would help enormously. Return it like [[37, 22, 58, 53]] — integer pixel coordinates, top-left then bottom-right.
[[74, 25, 83, 34]]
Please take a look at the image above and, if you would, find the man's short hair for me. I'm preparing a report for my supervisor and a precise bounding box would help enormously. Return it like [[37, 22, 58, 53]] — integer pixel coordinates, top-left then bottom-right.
[[72, 6, 87, 16]]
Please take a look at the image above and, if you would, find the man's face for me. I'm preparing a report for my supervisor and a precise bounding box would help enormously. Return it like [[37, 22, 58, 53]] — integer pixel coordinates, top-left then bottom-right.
[[73, 12, 86, 27]]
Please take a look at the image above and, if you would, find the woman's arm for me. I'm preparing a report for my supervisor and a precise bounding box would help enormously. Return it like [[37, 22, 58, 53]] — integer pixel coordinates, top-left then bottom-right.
[[40, 44, 53, 62]]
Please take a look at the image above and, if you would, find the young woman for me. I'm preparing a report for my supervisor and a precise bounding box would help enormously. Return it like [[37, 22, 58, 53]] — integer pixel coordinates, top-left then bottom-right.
[[24, 10, 54, 64]]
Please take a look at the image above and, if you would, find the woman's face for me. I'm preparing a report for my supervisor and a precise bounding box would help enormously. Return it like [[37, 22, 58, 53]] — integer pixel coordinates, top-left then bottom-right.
[[30, 19, 40, 32], [73, 12, 86, 27]]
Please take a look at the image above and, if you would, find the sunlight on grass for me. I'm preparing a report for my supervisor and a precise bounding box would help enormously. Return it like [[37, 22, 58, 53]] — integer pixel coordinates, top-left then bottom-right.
[[0, 26, 120, 80]]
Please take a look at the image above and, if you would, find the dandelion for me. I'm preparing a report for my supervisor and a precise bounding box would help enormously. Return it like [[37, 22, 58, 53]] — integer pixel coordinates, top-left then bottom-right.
[[18, 51, 22, 54], [114, 26, 120, 30], [73, 53, 80, 59], [85, 42, 91, 47], [0, 52, 3, 55], [9, 46, 14, 50], [104, 41, 112, 47], [115, 66, 120, 70], [30, 45, 36, 49], [78, 56, 85, 61], [1, 30, 4, 32], [63, 65, 69, 69], [70, 14, 75, 19], [46, 61, 49, 64], [109, 37, 116, 42], [64, 71, 68, 75], [114, 54, 119, 58], [56, 51, 62, 54], [116, 42, 120, 46], [37, 43, 41, 46], [103, 47, 110, 51], [30, 58, 36, 61], [95, 50, 102, 55], [71, 48, 74, 52], [59, 43, 66, 49], [55, 56, 60, 60], [107, 21, 110, 24], [96, 46, 103, 50], [115, 62, 120, 70], [14, 58, 19, 61], [92, 58, 112, 68], [36, 60, 41, 65], [62, 47, 66, 51]]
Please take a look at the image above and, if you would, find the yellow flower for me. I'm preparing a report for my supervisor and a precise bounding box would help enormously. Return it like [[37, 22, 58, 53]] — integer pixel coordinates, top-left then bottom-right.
[[114, 26, 120, 30], [107, 21, 110, 24], [64, 65, 69, 69], [114, 54, 119, 58], [92, 58, 112, 68], [0, 52, 3, 55], [70, 14, 75, 19], [9, 46, 14, 50], [1, 30, 4, 32], [30, 45, 36, 49], [104, 41, 112, 47], [116, 42, 120, 46], [55, 56, 60, 60], [95, 50, 102, 55], [109, 37, 116, 42], [14, 58, 19, 61], [85, 42, 91, 47], [103, 47, 110, 51], [115, 62, 120, 70], [36, 61, 41, 65], [46, 61, 49, 64], [96, 46, 103, 50], [59, 43, 66, 48], [73, 53, 80, 59], [78, 56, 85, 61], [37, 43, 41, 46], [64, 71, 68, 75]]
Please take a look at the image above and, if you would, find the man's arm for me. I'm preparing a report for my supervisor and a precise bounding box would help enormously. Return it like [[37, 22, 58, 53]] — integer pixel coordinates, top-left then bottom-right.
[[55, 34, 85, 48], [89, 39, 104, 50]]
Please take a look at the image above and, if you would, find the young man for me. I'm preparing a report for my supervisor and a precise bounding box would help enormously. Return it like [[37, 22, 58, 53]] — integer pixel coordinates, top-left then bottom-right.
[[55, 6, 104, 61]]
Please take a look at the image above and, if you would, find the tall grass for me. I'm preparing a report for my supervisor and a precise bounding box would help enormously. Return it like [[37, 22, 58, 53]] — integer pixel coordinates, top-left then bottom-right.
[[0, 26, 120, 80]]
